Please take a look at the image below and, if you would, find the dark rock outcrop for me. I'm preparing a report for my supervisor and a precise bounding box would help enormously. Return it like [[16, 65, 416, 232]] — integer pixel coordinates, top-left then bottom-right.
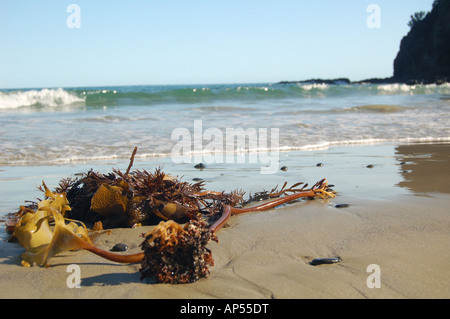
[[352, 77, 395, 85], [278, 78, 351, 85], [393, 0, 450, 84], [279, 1, 449, 86]]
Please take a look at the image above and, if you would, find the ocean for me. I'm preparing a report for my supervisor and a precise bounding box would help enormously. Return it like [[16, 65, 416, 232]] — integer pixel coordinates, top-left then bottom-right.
[[0, 82, 449, 166]]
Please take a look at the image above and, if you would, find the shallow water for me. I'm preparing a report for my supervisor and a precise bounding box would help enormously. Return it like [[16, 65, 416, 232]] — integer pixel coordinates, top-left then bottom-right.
[[0, 143, 418, 217], [0, 82, 449, 166]]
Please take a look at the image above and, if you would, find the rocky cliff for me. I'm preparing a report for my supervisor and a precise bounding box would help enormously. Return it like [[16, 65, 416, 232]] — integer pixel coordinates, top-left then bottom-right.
[[393, 0, 450, 84]]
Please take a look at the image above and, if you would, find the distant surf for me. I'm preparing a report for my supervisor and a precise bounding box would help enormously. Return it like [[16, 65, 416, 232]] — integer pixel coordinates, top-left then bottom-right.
[[0, 82, 449, 166], [1, 82, 449, 109], [0, 88, 84, 109]]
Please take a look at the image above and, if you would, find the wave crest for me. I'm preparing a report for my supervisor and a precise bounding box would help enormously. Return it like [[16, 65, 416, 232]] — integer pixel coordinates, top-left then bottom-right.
[[1, 82, 449, 110], [0, 88, 85, 109]]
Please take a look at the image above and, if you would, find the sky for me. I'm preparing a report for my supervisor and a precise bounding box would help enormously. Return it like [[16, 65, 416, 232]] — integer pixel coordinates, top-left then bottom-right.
[[0, 0, 435, 89]]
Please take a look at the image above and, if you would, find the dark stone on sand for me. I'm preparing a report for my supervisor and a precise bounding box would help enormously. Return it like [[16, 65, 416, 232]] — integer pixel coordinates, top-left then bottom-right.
[[310, 257, 342, 266], [280, 166, 288, 171], [194, 163, 205, 169], [111, 243, 128, 252], [335, 204, 350, 209]]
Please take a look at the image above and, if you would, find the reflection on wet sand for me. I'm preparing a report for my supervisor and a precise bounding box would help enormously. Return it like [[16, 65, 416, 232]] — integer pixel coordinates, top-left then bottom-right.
[[395, 143, 450, 194]]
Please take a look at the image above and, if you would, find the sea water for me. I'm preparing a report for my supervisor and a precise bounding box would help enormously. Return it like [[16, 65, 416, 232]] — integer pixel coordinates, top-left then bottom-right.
[[0, 82, 449, 166]]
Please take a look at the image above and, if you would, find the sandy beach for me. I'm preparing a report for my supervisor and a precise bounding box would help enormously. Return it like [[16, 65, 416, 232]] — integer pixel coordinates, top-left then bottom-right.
[[1, 142, 449, 299]]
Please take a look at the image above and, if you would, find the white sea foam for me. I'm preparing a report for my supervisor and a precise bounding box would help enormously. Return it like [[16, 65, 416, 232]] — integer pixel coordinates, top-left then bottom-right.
[[276, 137, 450, 152], [299, 83, 329, 91], [377, 83, 412, 93], [0, 88, 85, 109], [376, 82, 450, 95]]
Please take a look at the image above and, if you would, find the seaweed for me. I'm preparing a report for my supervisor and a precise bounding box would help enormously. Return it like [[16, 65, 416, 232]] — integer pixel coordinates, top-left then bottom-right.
[[13, 183, 144, 267], [52, 148, 246, 228], [6, 147, 337, 284], [139, 219, 217, 284]]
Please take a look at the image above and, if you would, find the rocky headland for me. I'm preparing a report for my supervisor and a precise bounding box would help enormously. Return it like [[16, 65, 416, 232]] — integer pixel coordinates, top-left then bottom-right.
[[280, 0, 449, 86], [393, 0, 449, 84]]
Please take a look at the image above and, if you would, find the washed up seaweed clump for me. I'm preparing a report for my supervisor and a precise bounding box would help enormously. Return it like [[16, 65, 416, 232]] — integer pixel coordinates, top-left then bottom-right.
[[5, 147, 337, 284], [52, 148, 244, 228]]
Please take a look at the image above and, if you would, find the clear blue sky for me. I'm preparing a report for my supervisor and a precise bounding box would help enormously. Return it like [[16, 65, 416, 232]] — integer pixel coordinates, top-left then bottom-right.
[[0, 0, 434, 89]]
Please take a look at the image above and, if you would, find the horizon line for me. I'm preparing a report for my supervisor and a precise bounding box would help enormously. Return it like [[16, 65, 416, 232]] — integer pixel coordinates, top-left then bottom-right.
[[0, 75, 395, 91]]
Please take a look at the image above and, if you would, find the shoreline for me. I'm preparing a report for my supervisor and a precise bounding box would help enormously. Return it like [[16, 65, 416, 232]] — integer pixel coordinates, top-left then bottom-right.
[[1, 141, 450, 299]]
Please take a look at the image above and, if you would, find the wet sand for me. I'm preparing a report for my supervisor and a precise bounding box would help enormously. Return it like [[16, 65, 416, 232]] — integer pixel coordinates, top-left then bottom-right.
[[1, 142, 449, 299]]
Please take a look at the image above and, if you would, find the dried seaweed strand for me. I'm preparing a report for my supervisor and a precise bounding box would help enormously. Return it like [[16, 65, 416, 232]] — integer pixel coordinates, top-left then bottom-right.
[[209, 179, 334, 233], [125, 146, 138, 177]]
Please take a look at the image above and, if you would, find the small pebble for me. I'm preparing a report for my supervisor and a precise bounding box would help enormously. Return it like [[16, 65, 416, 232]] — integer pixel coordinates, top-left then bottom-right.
[[280, 166, 288, 171], [335, 204, 350, 208], [310, 257, 342, 266], [316, 163, 323, 167], [111, 243, 128, 252], [194, 163, 205, 169]]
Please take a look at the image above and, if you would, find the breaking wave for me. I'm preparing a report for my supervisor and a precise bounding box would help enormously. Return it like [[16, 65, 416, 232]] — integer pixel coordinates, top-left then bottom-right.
[[0, 88, 85, 109], [1, 82, 449, 110]]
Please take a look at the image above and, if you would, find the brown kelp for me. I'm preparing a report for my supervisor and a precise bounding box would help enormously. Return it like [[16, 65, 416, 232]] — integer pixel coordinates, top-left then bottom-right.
[[138, 179, 335, 284], [140, 219, 217, 284], [11, 182, 143, 267], [52, 148, 244, 229], [6, 147, 336, 283]]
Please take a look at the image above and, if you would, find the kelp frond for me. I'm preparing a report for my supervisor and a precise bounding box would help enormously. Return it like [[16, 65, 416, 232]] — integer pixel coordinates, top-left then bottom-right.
[[15, 204, 92, 267], [14, 182, 144, 267]]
